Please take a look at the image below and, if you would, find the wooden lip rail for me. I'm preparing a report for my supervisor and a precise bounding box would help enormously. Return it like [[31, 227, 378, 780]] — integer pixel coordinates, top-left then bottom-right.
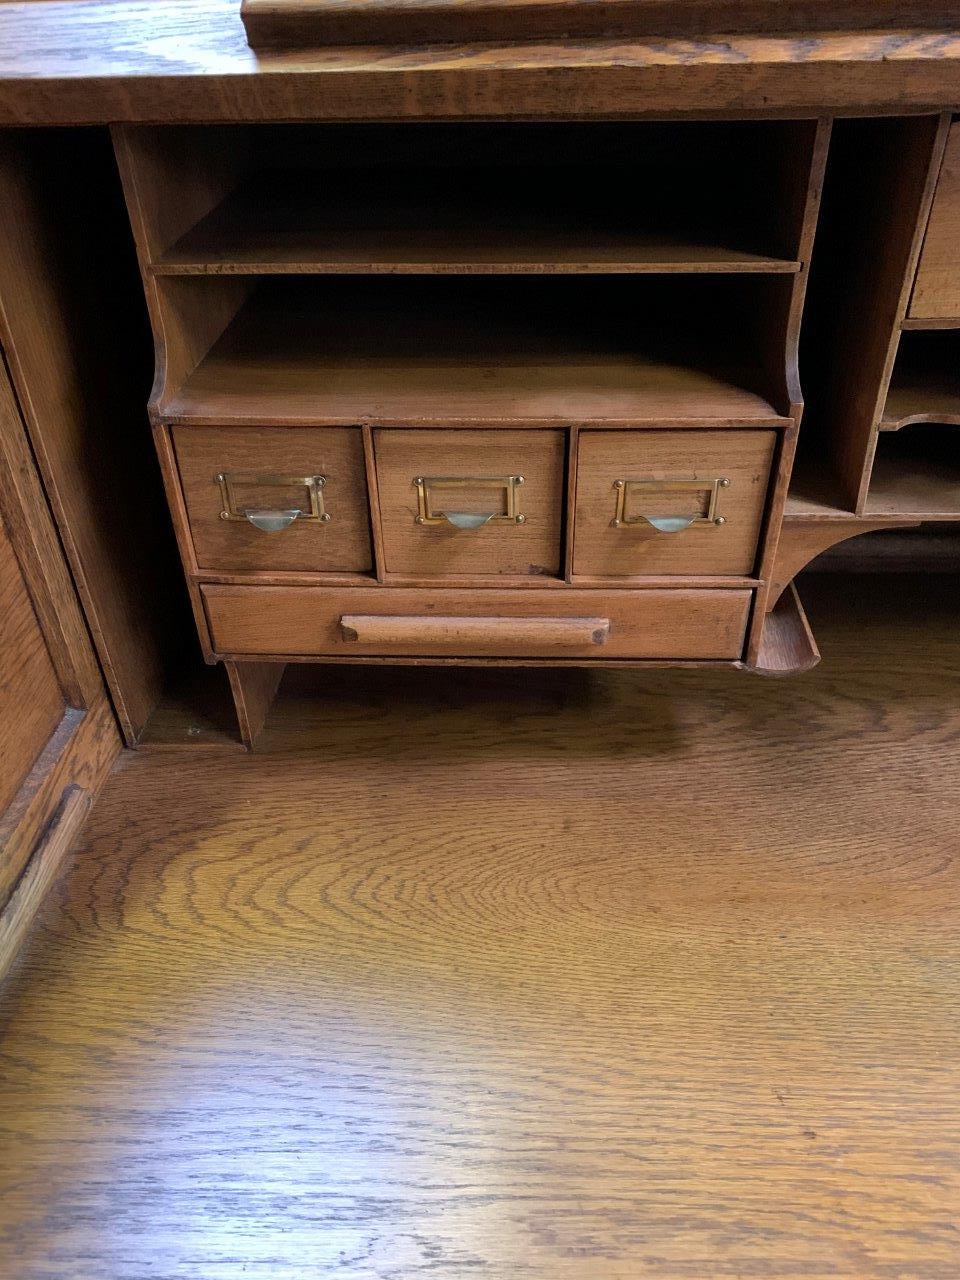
[[339, 614, 611, 647], [241, 0, 960, 49]]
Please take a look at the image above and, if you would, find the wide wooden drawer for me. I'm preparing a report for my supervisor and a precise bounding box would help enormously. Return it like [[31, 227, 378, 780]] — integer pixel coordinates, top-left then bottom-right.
[[573, 429, 776, 576], [910, 123, 960, 321], [201, 585, 752, 659], [374, 429, 564, 577], [173, 426, 372, 573]]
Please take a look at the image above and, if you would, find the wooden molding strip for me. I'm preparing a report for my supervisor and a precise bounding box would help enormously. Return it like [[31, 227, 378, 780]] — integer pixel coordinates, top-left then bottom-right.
[[0, 785, 91, 983], [241, 0, 960, 49]]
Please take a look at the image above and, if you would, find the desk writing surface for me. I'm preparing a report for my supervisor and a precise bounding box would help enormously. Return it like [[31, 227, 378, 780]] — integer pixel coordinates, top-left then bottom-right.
[[0, 0, 960, 123]]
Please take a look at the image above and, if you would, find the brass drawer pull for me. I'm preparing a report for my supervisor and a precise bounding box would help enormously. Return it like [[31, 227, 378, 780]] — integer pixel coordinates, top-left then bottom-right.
[[414, 474, 525, 528], [612, 477, 730, 532], [340, 614, 609, 648], [217, 472, 331, 532]]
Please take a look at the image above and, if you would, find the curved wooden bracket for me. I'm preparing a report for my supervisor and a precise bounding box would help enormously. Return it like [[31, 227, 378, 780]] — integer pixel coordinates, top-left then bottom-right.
[[767, 516, 920, 610]]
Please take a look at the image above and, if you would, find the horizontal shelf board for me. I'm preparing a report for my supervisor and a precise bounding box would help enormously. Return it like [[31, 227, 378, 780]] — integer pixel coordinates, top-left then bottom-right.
[[155, 175, 801, 278], [165, 280, 788, 426], [901, 315, 960, 330], [881, 390, 960, 429]]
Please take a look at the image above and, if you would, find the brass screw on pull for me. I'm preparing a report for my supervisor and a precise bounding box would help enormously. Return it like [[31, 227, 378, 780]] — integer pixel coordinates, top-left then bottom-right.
[[715, 477, 730, 525]]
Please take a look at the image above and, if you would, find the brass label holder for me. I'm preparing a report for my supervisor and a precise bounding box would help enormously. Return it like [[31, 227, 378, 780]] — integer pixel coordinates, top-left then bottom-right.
[[611, 476, 730, 533], [414, 475, 525, 529], [217, 472, 330, 530]]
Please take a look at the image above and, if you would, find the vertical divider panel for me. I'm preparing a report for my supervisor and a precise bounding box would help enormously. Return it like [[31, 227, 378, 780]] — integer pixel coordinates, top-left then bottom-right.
[[112, 126, 253, 417], [362, 425, 387, 582], [152, 424, 216, 664], [563, 425, 579, 585]]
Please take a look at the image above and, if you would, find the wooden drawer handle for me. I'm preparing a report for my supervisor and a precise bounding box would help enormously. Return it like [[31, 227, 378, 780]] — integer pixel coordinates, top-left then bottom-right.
[[340, 614, 610, 647]]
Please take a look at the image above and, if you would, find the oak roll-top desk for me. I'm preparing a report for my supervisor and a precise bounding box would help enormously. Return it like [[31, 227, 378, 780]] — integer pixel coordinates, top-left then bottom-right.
[[2, 0, 960, 907]]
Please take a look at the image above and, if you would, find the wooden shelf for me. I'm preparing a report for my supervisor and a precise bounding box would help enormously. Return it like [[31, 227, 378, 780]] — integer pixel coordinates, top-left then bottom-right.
[[155, 173, 801, 278], [880, 330, 960, 429], [162, 279, 790, 426], [865, 425, 960, 519]]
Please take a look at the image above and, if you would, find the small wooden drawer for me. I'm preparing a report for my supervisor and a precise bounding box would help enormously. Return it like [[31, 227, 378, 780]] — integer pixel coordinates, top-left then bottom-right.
[[573, 429, 776, 576], [374, 429, 564, 577], [910, 124, 960, 320], [173, 425, 372, 573], [201, 584, 752, 660]]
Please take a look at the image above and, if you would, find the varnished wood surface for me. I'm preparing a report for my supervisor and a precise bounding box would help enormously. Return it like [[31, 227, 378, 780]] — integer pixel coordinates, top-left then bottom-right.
[[865, 426, 960, 518], [225, 659, 285, 747], [0, 129, 191, 742], [240, 0, 960, 48], [909, 121, 960, 320], [767, 514, 918, 606], [0, 785, 90, 982], [1, 573, 959, 1278], [173, 425, 373, 573], [0, 512, 64, 817], [164, 280, 788, 428], [880, 330, 960, 428], [0, 698, 121, 913], [155, 173, 802, 277], [200, 582, 752, 658], [794, 116, 948, 513], [573, 428, 776, 576], [749, 579, 819, 672], [4, 2, 960, 124], [374, 429, 564, 577]]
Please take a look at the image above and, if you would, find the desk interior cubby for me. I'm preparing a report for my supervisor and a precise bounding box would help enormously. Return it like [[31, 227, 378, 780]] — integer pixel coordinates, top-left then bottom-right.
[[881, 329, 960, 430], [116, 120, 822, 279], [866, 424, 960, 519], [114, 119, 824, 429], [152, 274, 797, 426], [788, 114, 955, 519]]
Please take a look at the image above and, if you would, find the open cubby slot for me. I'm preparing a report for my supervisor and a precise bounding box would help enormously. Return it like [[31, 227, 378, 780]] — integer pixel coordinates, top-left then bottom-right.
[[866, 424, 960, 519], [123, 122, 818, 277], [881, 330, 960, 429], [785, 455, 855, 517], [156, 275, 794, 426]]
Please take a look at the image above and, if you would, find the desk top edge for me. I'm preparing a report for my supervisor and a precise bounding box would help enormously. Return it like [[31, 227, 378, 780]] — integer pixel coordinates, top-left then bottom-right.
[[0, 0, 959, 124]]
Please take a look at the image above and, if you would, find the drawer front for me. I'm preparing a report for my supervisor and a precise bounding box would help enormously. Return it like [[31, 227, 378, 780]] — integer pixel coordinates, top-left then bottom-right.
[[375, 429, 564, 576], [173, 426, 372, 573], [202, 585, 752, 660], [911, 124, 960, 320], [573, 429, 776, 576]]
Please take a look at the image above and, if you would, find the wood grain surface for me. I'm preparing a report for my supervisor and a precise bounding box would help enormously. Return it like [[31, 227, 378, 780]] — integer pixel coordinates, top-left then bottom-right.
[[4, 1, 960, 125], [0, 574, 958, 1278], [200, 583, 752, 659], [375, 429, 564, 577], [163, 280, 788, 428], [173, 425, 372, 574], [0, 511, 64, 817], [154, 172, 802, 277], [239, 0, 960, 49], [573, 428, 777, 577], [909, 122, 960, 320]]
